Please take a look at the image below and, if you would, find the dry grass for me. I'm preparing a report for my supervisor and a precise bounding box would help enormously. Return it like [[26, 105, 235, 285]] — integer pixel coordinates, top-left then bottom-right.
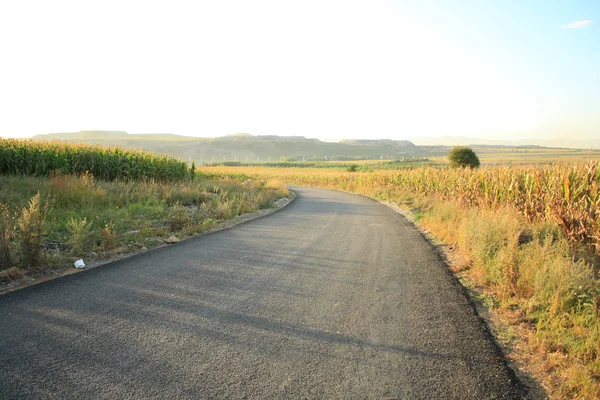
[[17, 193, 51, 271], [66, 217, 93, 257], [0, 267, 24, 283]]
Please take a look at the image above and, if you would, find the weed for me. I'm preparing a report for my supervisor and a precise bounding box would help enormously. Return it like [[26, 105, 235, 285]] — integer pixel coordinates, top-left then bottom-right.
[[0, 267, 24, 283], [66, 217, 93, 256], [17, 193, 50, 270], [100, 221, 117, 251], [168, 203, 191, 232], [0, 204, 14, 270]]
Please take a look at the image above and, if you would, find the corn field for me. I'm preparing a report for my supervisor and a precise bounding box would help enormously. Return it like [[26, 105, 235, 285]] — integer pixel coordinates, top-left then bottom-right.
[[0, 139, 191, 181], [329, 164, 600, 253], [388, 163, 600, 253]]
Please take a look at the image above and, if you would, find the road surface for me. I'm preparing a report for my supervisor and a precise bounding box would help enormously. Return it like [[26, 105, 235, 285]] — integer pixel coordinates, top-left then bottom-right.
[[0, 186, 525, 399]]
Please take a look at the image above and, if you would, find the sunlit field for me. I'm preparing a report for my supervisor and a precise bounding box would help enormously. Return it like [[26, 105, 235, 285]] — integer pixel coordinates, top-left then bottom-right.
[[472, 146, 600, 165], [404, 147, 600, 166], [200, 146, 600, 171]]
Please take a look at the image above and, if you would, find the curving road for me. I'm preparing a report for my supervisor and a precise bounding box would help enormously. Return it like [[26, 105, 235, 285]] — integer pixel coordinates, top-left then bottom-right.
[[0, 186, 525, 399]]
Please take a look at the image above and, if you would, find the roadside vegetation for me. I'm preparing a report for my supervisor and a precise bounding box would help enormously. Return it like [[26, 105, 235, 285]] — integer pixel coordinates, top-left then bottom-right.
[[0, 139, 289, 285], [202, 161, 600, 399]]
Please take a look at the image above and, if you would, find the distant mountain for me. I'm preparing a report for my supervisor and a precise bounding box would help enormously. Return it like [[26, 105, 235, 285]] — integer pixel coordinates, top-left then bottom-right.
[[32, 131, 431, 162], [340, 139, 416, 148], [410, 136, 600, 149]]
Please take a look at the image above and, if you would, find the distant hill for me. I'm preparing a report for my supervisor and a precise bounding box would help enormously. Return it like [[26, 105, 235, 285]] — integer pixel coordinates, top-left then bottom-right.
[[339, 139, 415, 148], [32, 131, 434, 162], [410, 135, 600, 149]]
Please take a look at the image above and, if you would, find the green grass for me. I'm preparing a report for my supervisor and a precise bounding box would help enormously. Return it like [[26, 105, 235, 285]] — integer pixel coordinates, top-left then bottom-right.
[[0, 174, 289, 273]]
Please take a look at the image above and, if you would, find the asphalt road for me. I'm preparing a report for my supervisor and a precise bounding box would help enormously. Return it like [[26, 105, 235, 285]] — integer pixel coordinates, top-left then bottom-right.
[[0, 186, 525, 399]]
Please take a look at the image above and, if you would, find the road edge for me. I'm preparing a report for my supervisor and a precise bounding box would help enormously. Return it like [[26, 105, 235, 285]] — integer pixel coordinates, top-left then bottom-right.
[[288, 185, 532, 399]]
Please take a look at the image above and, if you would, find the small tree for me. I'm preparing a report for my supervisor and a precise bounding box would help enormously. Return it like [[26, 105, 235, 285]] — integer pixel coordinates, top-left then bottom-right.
[[448, 146, 480, 168], [189, 161, 196, 180]]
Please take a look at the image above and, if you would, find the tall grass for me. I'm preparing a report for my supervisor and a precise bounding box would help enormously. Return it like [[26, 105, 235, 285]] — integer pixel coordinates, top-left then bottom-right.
[[17, 193, 51, 270], [66, 217, 93, 256], [0, 138, 191, 181]]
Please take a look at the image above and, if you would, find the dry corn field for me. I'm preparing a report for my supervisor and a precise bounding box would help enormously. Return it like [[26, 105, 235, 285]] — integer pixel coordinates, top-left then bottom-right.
[[355, 163, 599, 254]]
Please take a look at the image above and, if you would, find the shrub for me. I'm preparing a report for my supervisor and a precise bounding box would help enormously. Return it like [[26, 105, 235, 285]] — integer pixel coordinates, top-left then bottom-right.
[[17, 193, 50, 270], [66, 217, 93, 256], [0, 204, 14, 270], [448, 146, 480, 168], [212, 199, 234, 220], [168, 203, 190, 232], [100, 222, 117, 251]]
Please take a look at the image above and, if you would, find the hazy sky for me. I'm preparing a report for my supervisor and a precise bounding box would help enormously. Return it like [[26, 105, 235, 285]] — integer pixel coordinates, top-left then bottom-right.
[[0, 0, 598, 142]]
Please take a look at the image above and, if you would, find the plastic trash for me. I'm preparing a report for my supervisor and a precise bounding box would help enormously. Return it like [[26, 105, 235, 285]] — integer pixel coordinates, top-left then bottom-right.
[[74, 259, 85, 269]]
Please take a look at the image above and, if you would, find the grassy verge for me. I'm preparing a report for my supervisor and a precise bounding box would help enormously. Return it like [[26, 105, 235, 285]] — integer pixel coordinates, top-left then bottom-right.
[[397, 194, 598, 399], [0, 173, 289, 285], [202, 165, 600, 399]]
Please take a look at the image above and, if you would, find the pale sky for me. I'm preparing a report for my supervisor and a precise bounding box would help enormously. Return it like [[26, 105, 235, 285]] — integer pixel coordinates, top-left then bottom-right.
[[0, 0, 598, 143]]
